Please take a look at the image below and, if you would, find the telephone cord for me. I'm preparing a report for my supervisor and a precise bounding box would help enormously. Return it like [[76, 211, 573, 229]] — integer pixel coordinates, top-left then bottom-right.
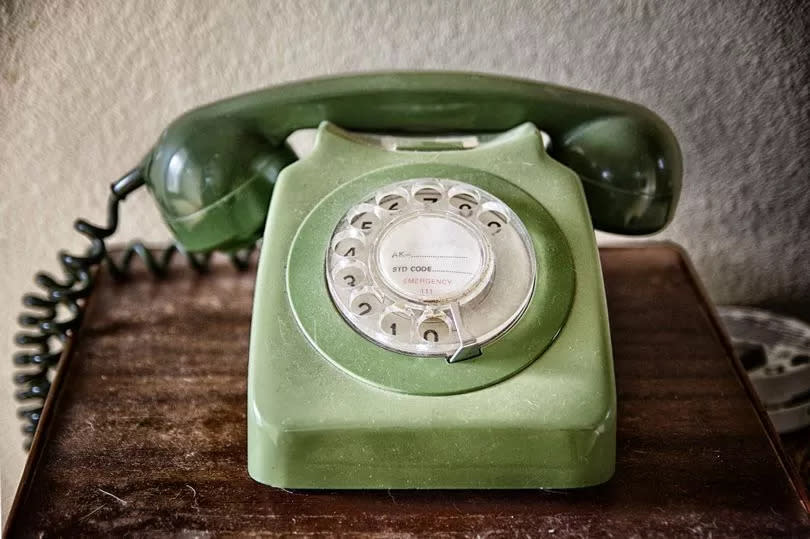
[[12, 167, 257, 449]]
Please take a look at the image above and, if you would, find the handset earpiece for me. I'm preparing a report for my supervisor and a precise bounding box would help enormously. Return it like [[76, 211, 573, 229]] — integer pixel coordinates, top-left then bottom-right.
[[553, 115, 681, 235], [146, 121, 295, 252]]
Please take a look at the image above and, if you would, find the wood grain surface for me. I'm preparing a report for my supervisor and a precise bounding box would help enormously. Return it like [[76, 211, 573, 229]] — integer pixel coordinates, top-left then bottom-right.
[[6, 245, 809, 537]]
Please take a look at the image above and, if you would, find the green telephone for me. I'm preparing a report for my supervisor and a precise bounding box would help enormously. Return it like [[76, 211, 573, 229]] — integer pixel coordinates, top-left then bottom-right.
[[14, 72, 681, 489]]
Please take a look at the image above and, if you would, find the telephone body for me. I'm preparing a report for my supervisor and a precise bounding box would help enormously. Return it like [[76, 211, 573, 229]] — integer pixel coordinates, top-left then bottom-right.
[[16, 72, 681, 489], [249, 122, 613, 488]]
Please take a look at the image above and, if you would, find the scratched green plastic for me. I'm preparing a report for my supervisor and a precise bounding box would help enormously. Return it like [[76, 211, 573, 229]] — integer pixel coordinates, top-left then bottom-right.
[[143, 72, 681, 252], [248, 122, 616, 488]]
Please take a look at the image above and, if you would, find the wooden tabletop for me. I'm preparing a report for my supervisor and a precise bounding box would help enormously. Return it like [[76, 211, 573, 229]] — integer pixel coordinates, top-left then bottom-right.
[[7, 244, 809, 537]]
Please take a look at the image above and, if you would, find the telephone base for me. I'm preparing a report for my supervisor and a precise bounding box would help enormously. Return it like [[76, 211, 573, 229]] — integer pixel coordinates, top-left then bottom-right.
[[248, 121, 616, 490], [248, 416, 614, 489]]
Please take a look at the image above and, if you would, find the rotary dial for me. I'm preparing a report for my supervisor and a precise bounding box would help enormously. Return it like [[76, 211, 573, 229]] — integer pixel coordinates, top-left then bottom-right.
[[325, 179, 536, 361]]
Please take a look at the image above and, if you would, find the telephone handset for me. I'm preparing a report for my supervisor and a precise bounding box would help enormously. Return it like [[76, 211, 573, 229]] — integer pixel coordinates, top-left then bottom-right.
[[147, 72, 680, 254], [14, 72, 681, 488]]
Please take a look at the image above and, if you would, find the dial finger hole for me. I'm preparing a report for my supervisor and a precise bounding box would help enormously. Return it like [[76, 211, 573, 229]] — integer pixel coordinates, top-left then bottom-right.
[[449, 190, 479, 217], [347, 203, 382, 234], [332, 230, 366, 259], [350, 290, 383, 317], [333, 261, 367, 289], [414, 186, 443, 205], [380, 308, 414, 341], [418, 316, 452, 344], [478, 202, 509, 235], [376, 188, 409, 212]]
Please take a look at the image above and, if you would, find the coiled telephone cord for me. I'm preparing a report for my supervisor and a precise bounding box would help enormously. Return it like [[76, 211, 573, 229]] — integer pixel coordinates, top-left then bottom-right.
[[13, 168, 256, 449]]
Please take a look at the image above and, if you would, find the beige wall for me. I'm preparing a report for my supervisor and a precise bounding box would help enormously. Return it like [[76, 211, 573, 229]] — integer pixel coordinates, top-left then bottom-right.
[[1, 0, 808, 521]]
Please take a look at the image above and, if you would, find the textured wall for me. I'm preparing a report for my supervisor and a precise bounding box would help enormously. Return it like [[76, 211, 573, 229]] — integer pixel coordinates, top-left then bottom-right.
[[1, 0, 808, 519]]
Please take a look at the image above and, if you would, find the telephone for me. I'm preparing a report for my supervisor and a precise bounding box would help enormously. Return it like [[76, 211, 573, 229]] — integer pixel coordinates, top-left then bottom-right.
[[14, 72, 681, 489]]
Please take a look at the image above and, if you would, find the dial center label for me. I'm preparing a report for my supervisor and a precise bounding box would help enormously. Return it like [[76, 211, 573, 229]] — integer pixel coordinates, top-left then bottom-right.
[[377, 214, 485, 302]]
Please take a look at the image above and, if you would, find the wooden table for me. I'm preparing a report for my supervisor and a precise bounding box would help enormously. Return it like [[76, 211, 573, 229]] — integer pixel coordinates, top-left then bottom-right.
[[6, 245, 809, 537]]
